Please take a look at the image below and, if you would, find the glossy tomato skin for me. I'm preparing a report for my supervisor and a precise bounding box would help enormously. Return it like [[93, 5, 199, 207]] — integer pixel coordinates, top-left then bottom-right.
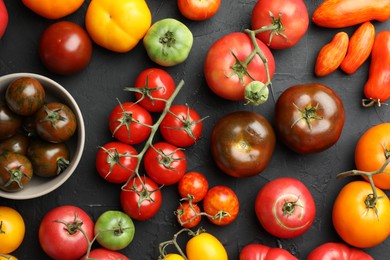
[[204, 32, 275, 101], [0, 206, 25, 254], [27, 138, 70, 178], [81, 248, 129, 260], [144, 142, 187, 185], [203, 186, 239, 226], [211, 111, 275, 178], [239, 244, 297, 260], [39, 205, 94, 260], [5, 77, 45, 116], [186, 232, 228, 260], [178, 171, 209, 202], [307, 242, 373, 260], [21, 0, 84, 19], [39, 21, 92, 75], [95, 142, 138, 184], [274, 83, 345, 154], [0, 101, 22, 140], [109, 101, 152, 145], [355, 123, 390, 190], [0, 152, 33, 192], [255, 177, 316, 239], [133, 68, 176, 112], [120, 176, 162, 221], [160, 105, 203, 147], [0, 133, 29, 155], [251, 0, 309, 49], [35, 102, 77, 143], [178, 0, 221, 21], [332, 181, 390, 248], [176, 201, 202, 228]]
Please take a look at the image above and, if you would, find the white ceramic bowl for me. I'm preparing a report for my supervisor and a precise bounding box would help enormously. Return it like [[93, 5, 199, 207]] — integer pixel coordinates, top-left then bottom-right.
[[0, 73, 85, 200]]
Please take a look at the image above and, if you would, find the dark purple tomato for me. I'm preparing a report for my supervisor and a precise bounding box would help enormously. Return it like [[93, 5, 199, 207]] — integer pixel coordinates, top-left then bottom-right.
[[5, 77, 45, 116], [0, 100, 22, 139], [35, 102, 77, 143], [0, 133, 29, 155], [39, 21, 93, 75], [27, 139, 70, 178], [0, 151, 33, 192]]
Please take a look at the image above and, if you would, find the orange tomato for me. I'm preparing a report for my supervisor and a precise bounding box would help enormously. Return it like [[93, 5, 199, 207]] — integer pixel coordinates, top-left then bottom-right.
[[0, 206, 25, 254], [355, 123, 390, 189], [332, 181, 390, 248], [186, 232, 227, 260], [0, 255, 18, 260], [21, 0, 84, 20]]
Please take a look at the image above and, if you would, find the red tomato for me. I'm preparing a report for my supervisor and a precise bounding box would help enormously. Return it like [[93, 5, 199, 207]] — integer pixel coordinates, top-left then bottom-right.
[[177, 0, 221, 21], [251, 0, 309, 49], [39, 21, 92, 75], [204, 32, 275, 102], [143, 142, 187, 185], [203, 186, 240, 226], [160, 105, 204, 147], [255, 177, 316, 239], [307, 242, 373, 260], [175, 201, 202, 228], [109, 101, 152, 145], [0, 0, 8, 39], [38, 205, 94, 260], [239, 244, 297, 260], [81, 248, 129, 260], [178, 171, 209, 202], [129, 68, 176, 112], [95, 142, 138, 184], [120, 176, 162, 221]]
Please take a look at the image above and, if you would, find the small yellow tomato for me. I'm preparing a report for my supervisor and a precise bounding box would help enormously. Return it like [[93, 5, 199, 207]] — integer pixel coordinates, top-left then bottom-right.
[[0, 255, 18, 260], [164, 253, 185, 260], [0, 206, 25, 254], [186, 232, 228, 260], [85, 0, 152, 53]]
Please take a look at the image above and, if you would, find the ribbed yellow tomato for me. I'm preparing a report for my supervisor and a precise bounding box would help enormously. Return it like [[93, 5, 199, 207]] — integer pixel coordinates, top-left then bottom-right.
[[85, 0, 151, 53], [186, 233, 228, 260], [21, 0, 84, 19], [0, 206, 25, 254]]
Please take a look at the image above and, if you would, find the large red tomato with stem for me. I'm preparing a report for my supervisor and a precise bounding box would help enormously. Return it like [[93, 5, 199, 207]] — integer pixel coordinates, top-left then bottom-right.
[[239, 243, 297, 260], [109, 101, 152, 145], [126, 68, 176, 112], [38, 205, 94, 260], [355, 123, 390, 190], [177, 0, 221, 21], [120, 176, 162, 221], [203, 186, 240, 226], [307, 242, 373, 260], [204, 32, 275, 103], [255, 177, 316, 239], [274, 83, 345, 154], [39, 21, 92, 75], [251, 0, 309, 49]]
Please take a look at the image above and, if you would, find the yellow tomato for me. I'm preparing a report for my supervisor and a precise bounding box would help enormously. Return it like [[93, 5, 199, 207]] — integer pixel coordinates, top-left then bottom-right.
[[0, 255, 18, 260], [0, 206, 25, 254], [21, 0, 84, 19], [164, 253, 185, 260], [186, 233, 228, 260], [85, 0, 152, 53]]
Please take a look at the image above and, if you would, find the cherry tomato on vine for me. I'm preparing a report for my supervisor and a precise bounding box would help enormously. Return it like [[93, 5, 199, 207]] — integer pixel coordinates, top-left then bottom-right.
[[177, 0, 221, 21], [95, 142, 138, 184], [178, 171, 209, 202], [0, 206, 25, 254], [109, 101, 152, 145], [160, 105, 204, 147], [144, 142, 187, 185], [175, 201, 201, 228], [203, 186, 239, 226], [120, 176, 162, 221], [255, 177, 316, 239], [128, 68, 176, 112]]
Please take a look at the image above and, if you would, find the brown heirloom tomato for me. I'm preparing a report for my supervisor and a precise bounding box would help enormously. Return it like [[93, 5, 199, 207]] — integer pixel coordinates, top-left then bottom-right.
[[0, 133, 29, 155], [0, 152, 33, 192], [274, 83, 345, 154], [211, 111, 275, 178], [0, 101, 22, 139]]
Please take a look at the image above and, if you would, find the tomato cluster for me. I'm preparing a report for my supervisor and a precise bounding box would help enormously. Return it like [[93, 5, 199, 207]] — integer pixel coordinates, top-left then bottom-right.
[[0, 77, 77, 192]]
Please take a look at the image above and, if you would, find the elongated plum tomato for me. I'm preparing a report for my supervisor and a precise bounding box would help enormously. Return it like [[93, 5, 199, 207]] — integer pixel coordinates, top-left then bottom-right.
[[211, 111, 275, 178], [186, 232, 228, 260]]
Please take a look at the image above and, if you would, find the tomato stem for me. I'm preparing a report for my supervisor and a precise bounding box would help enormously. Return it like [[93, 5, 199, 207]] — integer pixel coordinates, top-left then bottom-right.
[[252, 11, 287, 46]]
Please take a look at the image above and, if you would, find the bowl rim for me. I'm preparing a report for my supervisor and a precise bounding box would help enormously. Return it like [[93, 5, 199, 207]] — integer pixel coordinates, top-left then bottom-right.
[[0, 72, 85, 200]]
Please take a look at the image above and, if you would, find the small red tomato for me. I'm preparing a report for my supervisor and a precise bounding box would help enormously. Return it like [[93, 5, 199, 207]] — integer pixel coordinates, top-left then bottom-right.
[[175, 201, 202, 228], [39, 21, 93, 75], [178, 171, 209, 202], [178, 0, 221, 21], [203, 185, 239, 226]]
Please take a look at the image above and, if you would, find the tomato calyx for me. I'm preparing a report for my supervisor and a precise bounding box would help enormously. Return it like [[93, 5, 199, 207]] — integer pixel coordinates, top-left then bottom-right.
[[151, 145, 185, 170], [282, 197, 303, 216], [124, 75, 164, 105], [3, 165, 31, 189], [39, 105, 66, 128], [244, 81, 269, 105], [98, 146, 136, 178], [160, 31, 176, 55], [54, 212, 85, 236], [291, 102, 322, 130], [253, 11, 287, 46], [57, 157, 70, 175], [361, 98, 387, 108]]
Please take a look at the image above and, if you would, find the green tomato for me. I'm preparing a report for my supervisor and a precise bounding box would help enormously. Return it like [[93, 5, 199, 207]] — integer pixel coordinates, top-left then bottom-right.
[[143, 18, 193, 67], [94, 210, 135, 251]]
